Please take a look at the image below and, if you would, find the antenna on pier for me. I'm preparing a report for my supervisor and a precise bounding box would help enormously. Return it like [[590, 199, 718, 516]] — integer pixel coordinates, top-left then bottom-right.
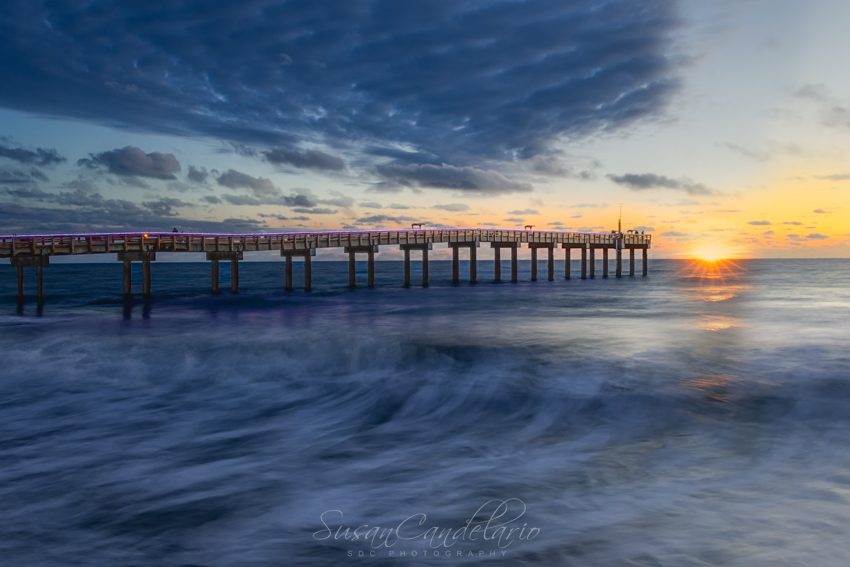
[[618, 204, 623, 234]]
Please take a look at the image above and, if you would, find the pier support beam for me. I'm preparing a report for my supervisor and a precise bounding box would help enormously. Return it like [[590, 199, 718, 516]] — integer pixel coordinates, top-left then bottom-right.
[[117, 251, 155, 299], [642, 247, 648, 277], [490, 242, 519, 283], [629, 248, 636, 277], [206, 251, 243, 294], [344, 244, 379, 288], [616, 247, 623, 278], [602, 248, 609, 278], [581, 246, 588, 279], [528, 243, 555, 282], [448, 242, 479, 284], [281, 248, 315, 291], [562, 244, 583, 280], [400, 243, 431, 287], [589, 247, 596, 279], [10, 255, 49, 303]]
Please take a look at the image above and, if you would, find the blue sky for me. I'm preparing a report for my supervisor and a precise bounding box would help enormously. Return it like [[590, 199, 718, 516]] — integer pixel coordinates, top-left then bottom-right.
[[1, 0, 848, 257]]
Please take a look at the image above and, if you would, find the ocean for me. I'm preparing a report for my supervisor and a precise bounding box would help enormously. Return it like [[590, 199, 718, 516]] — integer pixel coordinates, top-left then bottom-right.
[[1, 259, 849, 566]]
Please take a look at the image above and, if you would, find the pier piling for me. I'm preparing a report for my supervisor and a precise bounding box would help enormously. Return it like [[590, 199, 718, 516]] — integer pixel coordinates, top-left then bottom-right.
[[117, 251, 155, 299], [281, 248, 315, 291], [448, 242, 479, 284], [206, 251, 242, 294], [490, 242, 518, 283], [344, 245, 379, 288], [589, 247, 596, 279], [603, 248, 609, 278], [629, 248, 636, 277], [400, 243, 431, 287], [581, 246, 588, 280]]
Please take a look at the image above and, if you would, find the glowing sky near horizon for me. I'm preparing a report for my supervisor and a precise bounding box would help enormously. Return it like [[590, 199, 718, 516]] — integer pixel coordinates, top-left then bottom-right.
[[1, 0, 848, 258]]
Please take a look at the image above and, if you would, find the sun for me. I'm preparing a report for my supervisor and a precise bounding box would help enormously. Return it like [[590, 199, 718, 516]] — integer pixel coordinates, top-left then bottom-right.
[[690, 244, 731, 263]]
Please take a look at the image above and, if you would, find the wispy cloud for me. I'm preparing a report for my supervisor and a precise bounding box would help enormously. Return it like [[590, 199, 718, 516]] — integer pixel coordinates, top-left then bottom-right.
[[608, 173, 714, 195]]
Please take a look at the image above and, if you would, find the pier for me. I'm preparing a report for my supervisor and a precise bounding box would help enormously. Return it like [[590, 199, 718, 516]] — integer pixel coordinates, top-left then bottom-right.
[[1, 228, 651, 303]]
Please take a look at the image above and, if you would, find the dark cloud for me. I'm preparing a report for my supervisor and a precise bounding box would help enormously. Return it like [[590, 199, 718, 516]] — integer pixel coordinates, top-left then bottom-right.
[[748, 220, 771, 226], [359, 201, 383, 209], [376, 163, 532, 194], [806, 233, 829, 240], [216, 169, 279, 197], [78, 146, 181, 179], [215, 169, 317, 207], [0, 1, 678, 164], [607, 173, 714, 195], [292, 207, 336, 215], [142, 197, 192, 216], [187, 165, 210, 184], [0, 167, 43, 185], [812, 208, 829, 214], [0, 143, 65, 166], [783, 221, 803, 225], [433, 203, 469, 212], [506, 208, 539, 215], [0, 186, 248, 232], [264, 148, 345, 171]]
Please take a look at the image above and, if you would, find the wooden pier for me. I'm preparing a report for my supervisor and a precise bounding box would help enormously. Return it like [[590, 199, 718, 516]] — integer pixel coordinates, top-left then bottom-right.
[[1, 228, 651, 302]]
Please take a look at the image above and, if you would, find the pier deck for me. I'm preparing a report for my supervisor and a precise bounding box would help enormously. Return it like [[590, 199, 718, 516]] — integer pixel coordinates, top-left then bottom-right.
[[1, 228, 651, 301]]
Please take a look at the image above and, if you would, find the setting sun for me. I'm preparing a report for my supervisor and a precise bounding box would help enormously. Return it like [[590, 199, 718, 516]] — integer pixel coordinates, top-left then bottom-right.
[[690, 244, 733, 263]]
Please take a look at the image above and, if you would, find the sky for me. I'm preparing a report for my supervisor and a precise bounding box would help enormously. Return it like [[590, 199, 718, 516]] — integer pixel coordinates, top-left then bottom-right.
[[1, 0, 848, 258]]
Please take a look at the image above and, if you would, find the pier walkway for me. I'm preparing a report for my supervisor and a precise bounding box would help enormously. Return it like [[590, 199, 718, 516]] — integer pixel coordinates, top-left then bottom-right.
[[1, 228, 651, 302]]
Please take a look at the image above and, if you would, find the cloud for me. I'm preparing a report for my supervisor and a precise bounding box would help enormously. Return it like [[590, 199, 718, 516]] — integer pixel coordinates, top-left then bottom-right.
[[318, 192, 355, 208], [607, 173, 714, 195], [812, 208, 829, 214], [806, 233, 829, 240], [142, 197, 192, 216], [721, 143, 769, 162], [783, 221, 803, 225], [0, 1, 678, 164], [187, 165, 210, 184], [433, 203, 469, 212], [354, 214, 419, 225], [506, 208, 539, 215], [292, 207, 337, 215], [748, 220, 771, 226], [359, 201, 383, 209], [78, 146, 181, 179], [0, 167, 46, 185], [815, 173, 850, 181], [376, 163, 532, 194], [258, 213, 311, 222], [0, 186, 253, 233], [0, 143, 65, 166], [264, 148, 345, 172], [216, 169, 279, 197]]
